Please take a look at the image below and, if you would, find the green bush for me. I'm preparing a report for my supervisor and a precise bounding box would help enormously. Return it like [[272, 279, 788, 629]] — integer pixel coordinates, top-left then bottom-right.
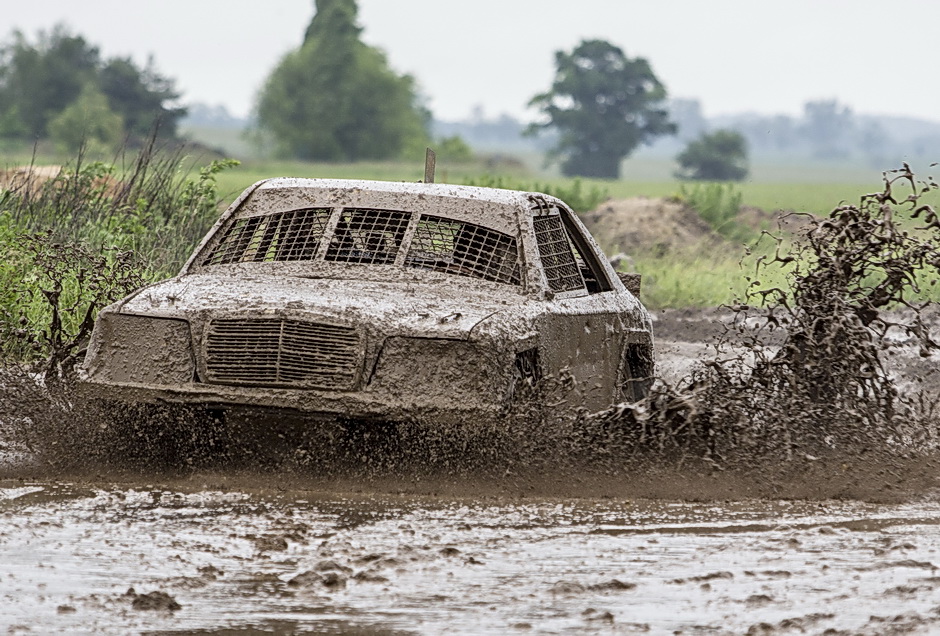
[[675, 129, 749, 181], [435, 135, 474, 163], [0, 232, 144, 378]]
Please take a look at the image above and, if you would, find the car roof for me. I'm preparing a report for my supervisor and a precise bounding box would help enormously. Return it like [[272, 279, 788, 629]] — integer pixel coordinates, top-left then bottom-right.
[[256, 178, 553, 209]]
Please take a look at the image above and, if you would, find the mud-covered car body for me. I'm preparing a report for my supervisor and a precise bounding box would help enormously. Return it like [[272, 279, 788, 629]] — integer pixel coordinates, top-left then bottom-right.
[[79, 178, 653, 424]]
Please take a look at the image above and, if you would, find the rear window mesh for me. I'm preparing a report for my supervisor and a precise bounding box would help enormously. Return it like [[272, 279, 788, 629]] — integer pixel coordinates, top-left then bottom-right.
[[204, 208, 330, 265], [533, 214, 584, 292], [406, 215, 520, 284], [325, 208, 410, 265]]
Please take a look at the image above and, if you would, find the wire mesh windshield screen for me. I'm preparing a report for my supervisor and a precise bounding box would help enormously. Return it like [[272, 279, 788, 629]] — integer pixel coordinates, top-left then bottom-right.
[[203, 206, 521, 286], [533, 214, 585, 292], [406, 214, 521, 284], [325, 208, 411, 265], [203, 208, 331, 265]]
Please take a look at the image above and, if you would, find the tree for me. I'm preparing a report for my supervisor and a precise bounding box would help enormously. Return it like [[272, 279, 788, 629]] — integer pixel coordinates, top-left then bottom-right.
[[47, 84, 124, 152], [527, 39, 675, 179], [99, 56, 185, 139], [255, 0, 430, 161], [0, 26, 99, 139], [675, 130, 749, 181], [0, 25, 185, 142]]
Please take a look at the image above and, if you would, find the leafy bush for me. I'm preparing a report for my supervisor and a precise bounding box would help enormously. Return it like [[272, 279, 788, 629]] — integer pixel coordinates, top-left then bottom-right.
[[675, 129, 749, 181], [0, 232, 144, 380], [462, 175, 608, 213], [434, 135, 474, 163]]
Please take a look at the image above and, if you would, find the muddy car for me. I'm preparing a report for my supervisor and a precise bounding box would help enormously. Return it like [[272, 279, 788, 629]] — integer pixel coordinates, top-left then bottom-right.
[[78, 178, 653, 426]]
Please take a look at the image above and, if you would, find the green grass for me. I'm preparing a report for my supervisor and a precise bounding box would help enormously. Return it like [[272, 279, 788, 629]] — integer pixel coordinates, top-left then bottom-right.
[[633, 248, 747, 309]]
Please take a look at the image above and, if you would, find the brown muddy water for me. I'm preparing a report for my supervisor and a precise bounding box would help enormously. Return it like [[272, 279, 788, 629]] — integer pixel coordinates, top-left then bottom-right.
[[4, 478, 940, 635], [3, 312, 940, 635]]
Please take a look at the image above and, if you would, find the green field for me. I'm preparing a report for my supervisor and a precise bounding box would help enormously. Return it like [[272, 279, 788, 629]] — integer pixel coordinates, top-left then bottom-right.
[[209, 156, 895, 217], [4, 149, 936, 310]]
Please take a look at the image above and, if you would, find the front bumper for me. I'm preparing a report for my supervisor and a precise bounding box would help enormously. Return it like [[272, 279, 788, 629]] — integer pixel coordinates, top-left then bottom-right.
[[79, 313, 515, 425], [75, 374, 504, 424]]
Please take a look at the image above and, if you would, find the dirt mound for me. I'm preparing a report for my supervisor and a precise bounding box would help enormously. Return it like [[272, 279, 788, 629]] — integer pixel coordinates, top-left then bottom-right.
[[581, 196, 720, 256], [581, 197, 809, 257], [0, 165, 62, 191]]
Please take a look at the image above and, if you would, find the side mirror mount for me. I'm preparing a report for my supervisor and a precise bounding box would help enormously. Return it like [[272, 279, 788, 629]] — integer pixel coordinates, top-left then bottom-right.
[[617, 272, 641, 298]]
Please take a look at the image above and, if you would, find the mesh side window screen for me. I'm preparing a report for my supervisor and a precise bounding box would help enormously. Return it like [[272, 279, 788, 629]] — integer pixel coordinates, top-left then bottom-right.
[[406, 215, 521, 284], [325, 208, 411, 265], [533, 214, 584, 292], [204, 208, 331, 265]]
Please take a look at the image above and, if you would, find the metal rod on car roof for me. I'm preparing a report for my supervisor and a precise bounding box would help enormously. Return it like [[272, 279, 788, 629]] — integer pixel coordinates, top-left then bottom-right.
[[424, 147, 436, 184]]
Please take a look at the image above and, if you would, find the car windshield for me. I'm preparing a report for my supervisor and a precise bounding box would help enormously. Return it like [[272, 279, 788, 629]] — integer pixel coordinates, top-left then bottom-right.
[[203, 207, 521, 286]]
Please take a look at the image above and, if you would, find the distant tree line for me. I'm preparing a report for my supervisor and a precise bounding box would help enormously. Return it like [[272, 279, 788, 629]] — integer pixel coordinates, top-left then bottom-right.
[[0, 25, 185, 151], [668, 97, 908, 163], [8, 2, 918, 178]]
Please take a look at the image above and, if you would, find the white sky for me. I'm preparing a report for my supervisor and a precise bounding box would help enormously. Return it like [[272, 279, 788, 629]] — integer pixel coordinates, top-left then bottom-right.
[[4, 0, 940, 122]]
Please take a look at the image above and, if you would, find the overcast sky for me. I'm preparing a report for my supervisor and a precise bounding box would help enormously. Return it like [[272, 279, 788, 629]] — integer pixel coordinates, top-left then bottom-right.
[[4, 0, 940, 123]]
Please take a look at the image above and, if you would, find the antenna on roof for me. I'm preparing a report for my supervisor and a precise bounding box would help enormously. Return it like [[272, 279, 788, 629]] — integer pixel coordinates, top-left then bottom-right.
[[424, 147, 436, 184]]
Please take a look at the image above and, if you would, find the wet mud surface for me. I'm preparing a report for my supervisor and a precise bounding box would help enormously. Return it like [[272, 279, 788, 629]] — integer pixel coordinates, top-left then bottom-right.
[[1, 309, 940, 634], [5, 478, 940, 635]]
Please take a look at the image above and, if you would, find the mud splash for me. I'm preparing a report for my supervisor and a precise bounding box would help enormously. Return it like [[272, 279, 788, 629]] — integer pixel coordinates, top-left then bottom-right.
[[589, 165, 940, 472], [3, 167, 940, 501]]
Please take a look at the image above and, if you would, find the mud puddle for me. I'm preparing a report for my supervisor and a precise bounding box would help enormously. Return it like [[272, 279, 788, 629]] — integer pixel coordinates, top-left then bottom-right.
[[3, 478, 940, 634]]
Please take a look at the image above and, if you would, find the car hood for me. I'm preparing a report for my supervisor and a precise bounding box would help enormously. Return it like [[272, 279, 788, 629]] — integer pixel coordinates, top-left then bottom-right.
[[115, 273, 524, 340]]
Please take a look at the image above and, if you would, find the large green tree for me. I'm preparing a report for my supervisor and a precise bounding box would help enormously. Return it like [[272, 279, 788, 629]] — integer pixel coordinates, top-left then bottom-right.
[[675, 129, 749, 181], [99, 56, 185, 139], [528, 39, 675, 179], [255, 0, 430, 161], [0, 25, 184, 142]]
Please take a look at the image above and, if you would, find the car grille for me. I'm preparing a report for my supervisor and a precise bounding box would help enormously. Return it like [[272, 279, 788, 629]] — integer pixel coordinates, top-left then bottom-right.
[[204, 318, 361, 389]]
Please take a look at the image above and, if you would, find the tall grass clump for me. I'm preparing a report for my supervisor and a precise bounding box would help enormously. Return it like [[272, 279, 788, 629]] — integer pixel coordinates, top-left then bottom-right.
[[633, 248, 747, 309], [3, 141, 237, 275], [675, 182, 747, 240], [0, 138, 238, 376]]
